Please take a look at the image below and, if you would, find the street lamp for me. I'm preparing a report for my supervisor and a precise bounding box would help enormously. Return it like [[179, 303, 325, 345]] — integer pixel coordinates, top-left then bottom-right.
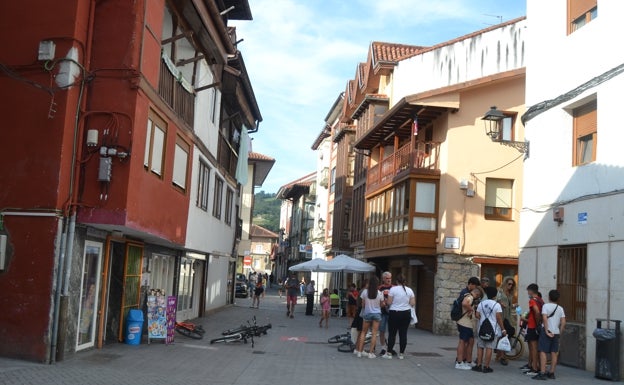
[[481, 106, 529, 157]]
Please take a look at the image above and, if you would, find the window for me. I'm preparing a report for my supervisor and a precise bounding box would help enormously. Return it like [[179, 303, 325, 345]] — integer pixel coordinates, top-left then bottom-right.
[[485, 178, 513, 220], [144, 112, 167, 176], [572, 100, 597, 166], [413, 181, 437, 231], [196, 160, 210, 210], [212, 176, 224, 219], [225, 188, 234, 225], [568, 0, 597, 34], [557, 245, 587, 323], [172, 137, 189, 190], [330, 167, 336, 193], [210, 88, 220, 125]]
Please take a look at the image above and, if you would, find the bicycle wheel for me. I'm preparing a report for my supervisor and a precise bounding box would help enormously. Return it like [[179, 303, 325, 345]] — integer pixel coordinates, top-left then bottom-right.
[[337, 342, 356, 353], [328, 333, 349, 344], [210, 333, 243, 344], [176, 326, 192, 338], [504, 336, 524, 360]]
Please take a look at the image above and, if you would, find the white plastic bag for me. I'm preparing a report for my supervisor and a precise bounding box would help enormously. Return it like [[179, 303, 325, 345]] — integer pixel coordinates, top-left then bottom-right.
[[496, 335, 511, 352], [410, 307, 418, 325]]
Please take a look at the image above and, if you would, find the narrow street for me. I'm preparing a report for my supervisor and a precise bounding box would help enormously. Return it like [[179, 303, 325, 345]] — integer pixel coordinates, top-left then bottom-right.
[[0, 288, 601, 385]]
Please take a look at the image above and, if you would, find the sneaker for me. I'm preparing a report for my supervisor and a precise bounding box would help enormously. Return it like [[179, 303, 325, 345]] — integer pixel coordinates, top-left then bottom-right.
[[532, 373, 548, 381], [398, 353, 404, 360], [520, 364, 531, 371], [290, 314, 294, 319], [356, 351, 362, 358], [500, 358, 508, 366], [381, 353, 393, 359], [458, 362, 472, 370], [368, 352, 376, 359], [525, 370, 539, 376], [455, 362, 465, 370], [482, 367, 494, 373], [471, 365, 483, 372], [468, 361, 477, 368], [546, 372, 556, 380], [380, 349, 387, 356]]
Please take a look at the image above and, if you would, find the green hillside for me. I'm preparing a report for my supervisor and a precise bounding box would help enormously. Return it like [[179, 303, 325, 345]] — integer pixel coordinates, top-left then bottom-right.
[[252, 191, 280, 233]]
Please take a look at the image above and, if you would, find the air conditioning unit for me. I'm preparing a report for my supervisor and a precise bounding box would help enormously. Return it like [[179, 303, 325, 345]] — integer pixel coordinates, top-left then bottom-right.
[[553, 207, 564, 223]]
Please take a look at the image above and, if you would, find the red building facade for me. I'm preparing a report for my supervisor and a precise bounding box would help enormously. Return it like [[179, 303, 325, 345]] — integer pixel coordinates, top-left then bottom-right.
[[0, 0, 259, 362]]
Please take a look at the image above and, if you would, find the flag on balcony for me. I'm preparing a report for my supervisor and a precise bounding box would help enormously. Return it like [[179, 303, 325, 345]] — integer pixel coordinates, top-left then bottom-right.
[[412, 117, 418, 136]]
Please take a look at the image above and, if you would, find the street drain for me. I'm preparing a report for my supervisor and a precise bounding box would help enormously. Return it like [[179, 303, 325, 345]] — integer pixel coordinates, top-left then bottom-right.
[[410, 352, 443, 357], [252, 351, 265, 354]]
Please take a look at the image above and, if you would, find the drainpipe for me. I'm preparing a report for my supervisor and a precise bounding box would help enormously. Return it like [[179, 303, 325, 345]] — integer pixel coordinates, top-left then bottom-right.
[[50, 217, 65, 364]]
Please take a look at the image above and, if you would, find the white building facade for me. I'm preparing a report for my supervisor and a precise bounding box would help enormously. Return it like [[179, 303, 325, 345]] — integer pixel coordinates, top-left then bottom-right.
[[520, 0, 624, 372]]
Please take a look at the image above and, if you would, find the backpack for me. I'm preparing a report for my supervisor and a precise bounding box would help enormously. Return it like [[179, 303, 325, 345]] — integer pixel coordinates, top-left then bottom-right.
[[478, 303, 496, 341], [450, 293, 469, 321]]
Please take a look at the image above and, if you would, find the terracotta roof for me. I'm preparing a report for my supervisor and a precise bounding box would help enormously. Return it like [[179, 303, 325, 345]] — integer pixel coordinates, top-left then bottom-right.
[[276, 172, 316, 199], [249, 152, 274, 161], [250, 224, 278, 238], [371, 41, 426, 65]]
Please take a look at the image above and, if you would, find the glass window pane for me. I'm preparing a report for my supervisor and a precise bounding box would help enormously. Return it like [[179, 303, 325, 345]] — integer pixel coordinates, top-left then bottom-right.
[[413, 217, 436, 231], [415, 182, 436, 214], [173, 144, 188, 188], [485, 179, 512, 208], [151, 125, 165, 175], [144, 119, 152, 167], [501, 117, 513, 141]]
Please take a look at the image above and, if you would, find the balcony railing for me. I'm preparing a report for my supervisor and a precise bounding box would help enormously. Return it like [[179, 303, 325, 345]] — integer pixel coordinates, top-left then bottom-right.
[[158, 58, 195, 127], [366, 141, 440, 193]]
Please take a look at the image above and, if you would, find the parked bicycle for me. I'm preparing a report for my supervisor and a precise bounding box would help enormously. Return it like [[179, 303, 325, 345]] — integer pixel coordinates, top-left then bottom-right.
[[328, 330, 372, 353], [503, 326, 526, 360], [210, 316, 271, 348], [175, 320, 206, 340]]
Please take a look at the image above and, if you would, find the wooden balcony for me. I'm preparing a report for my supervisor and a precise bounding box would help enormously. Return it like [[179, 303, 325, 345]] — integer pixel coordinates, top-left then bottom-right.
[[158, 58, 195, 127], [366, 141, 441, 194]]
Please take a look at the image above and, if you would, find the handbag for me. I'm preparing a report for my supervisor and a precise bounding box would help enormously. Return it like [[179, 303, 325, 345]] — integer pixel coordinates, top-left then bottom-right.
[[497, 336, 511, 352], [410, 306, 418, 325]]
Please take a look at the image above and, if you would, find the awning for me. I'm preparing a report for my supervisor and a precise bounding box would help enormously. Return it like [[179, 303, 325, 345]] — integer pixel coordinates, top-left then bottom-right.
[[354, 93, 459, 150]]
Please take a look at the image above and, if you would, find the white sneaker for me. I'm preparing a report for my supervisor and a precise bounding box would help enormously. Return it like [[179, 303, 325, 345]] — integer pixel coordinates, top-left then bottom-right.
[[455, 362, 465, 370], [381, 353, 392, 359], [356, 351, 362, 358], [461, 362, 472, 370], [398, 353, 404, 360], [368, 352, 376, 359]]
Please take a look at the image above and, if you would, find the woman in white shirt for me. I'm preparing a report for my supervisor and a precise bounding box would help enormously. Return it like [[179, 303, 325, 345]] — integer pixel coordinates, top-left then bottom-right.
[[385, 274, 416, 359], [355, 276, 383, 358]]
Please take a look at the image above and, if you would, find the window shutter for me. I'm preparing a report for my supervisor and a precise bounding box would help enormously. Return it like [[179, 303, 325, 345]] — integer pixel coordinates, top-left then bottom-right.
[[568, 0, 597, 22], [485, 179, 513, 208], [574, 101, 597, 138]]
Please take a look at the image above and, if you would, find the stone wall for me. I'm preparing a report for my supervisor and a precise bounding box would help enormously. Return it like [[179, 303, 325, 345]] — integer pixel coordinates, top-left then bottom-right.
[[433, 253, 479, 335]]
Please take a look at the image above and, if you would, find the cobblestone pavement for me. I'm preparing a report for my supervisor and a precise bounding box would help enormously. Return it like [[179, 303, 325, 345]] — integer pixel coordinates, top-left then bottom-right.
[[0, 288, 608, 384]]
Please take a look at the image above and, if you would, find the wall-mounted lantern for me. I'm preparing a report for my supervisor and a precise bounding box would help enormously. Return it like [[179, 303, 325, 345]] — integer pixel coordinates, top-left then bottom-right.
[[481, 106, 529, 157]]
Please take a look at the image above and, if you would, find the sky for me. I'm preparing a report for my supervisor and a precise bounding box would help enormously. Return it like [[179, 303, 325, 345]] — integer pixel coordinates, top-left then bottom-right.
[[236, 0, 526, 194]]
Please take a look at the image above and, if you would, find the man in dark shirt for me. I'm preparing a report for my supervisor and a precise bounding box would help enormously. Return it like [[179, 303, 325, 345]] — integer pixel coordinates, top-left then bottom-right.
[[285, 273, 300, 318]]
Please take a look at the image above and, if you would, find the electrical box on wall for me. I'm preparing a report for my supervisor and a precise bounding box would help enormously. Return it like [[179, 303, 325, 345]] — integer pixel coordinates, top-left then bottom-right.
[[38, 40, 56, 61], [553, 207, 564, 223]]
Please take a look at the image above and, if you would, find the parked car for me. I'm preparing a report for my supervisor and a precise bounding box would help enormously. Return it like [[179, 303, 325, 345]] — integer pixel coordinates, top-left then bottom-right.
[[235, 274, 248, 298]]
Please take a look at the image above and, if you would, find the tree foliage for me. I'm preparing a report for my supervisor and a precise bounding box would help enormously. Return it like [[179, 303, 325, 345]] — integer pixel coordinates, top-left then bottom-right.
[[252, 191, 280, 233]]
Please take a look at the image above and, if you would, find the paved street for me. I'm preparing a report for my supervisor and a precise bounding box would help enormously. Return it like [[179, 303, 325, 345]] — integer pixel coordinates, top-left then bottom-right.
[[0, 288, 607, 385]]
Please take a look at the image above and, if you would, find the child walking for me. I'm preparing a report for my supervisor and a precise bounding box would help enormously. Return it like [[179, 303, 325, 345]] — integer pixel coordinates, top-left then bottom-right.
[[319, 288, 330, 328]]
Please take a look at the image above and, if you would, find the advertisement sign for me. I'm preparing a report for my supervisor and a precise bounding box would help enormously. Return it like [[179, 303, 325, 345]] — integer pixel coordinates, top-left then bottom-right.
[[147, 292, 167, 342], [166, 296, 177, 344]]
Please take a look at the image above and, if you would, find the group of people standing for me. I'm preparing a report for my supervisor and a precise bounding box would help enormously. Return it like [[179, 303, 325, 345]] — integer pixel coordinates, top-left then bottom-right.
[[352, 271, 416, 360], [453, 276, 566, 380]]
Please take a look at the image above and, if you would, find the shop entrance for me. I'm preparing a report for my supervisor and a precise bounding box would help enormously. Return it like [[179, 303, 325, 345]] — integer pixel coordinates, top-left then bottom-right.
[[100, 240, 143, 344]]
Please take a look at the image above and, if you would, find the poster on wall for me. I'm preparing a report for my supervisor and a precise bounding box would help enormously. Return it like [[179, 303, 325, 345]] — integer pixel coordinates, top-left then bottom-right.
[[146, 290, 167, 343], [166, 295, 177, 344]]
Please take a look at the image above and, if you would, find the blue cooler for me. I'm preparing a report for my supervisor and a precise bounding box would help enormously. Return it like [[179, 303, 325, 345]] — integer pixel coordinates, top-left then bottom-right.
[[125, 309, 144, 345]]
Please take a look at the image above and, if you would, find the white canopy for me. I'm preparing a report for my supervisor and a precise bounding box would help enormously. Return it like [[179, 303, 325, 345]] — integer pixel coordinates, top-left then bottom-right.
[[317, 254, 375, 273], [288, 258, 330, 272]]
